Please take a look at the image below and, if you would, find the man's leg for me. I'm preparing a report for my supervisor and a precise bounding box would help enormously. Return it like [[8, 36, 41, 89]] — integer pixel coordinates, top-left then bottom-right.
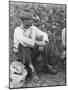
[[41, 47, 49, 66], [18, 44, 35, 73], [18, 44, 39, 80], [25, 47, 39, 80], [18, 44, 26, 64], [25, 47, 35, 72], [33, 46, 57, 74], [41, 47, 57, 74]]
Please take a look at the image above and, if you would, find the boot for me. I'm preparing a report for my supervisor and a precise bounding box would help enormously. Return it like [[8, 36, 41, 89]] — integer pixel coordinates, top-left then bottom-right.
[[31, 71, 41, 86], [31, 71, 39, 80]]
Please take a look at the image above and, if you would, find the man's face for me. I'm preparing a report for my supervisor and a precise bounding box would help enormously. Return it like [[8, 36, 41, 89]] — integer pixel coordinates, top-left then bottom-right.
[[23, 20, 32, 29], [23, 22, 27, 29]]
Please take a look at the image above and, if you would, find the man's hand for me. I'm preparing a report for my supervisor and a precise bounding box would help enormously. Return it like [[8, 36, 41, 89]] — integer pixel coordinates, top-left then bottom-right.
[[41, 40, 46, 46]]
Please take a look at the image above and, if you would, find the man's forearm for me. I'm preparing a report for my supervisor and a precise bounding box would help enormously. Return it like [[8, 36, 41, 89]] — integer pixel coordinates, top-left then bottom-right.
[[19, 36, 35, 47]]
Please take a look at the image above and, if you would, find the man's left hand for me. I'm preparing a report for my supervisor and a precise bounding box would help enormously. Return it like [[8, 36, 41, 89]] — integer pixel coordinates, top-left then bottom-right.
[[41, 40, 46, 46]]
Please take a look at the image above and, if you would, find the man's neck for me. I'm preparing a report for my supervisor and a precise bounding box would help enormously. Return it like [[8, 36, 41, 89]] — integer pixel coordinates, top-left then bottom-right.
[[20, 26, 27, 31]]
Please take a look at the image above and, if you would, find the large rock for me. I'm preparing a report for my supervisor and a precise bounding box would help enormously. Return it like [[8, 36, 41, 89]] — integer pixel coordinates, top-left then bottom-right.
[[10, 61, 27, 88]]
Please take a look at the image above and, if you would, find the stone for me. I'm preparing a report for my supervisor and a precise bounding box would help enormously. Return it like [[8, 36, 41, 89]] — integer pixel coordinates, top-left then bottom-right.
[[10, 61, 27, 88]]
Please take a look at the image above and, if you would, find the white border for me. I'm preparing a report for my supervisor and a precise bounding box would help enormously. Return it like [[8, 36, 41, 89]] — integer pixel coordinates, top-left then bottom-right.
[[0, 0, 68, 90]]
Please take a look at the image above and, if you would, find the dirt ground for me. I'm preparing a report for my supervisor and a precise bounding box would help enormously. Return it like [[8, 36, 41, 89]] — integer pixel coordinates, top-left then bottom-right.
[[22, 71, 66, 88]]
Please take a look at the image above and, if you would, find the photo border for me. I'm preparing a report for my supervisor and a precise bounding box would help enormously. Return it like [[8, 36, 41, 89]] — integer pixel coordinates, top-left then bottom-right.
[[9, 1, 67, 89]]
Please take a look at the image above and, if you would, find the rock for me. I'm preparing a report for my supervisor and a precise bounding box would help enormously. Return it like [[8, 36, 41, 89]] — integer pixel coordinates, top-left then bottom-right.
[[10, 61, 27, 88]]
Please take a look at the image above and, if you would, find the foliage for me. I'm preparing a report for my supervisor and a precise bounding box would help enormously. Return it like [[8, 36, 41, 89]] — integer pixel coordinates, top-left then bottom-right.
[[9, 2, 66, 71]]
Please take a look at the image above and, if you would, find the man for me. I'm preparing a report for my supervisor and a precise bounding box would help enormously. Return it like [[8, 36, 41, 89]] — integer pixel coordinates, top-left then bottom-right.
[[13, 20, 49, 78], [13, 20, 56, 80]]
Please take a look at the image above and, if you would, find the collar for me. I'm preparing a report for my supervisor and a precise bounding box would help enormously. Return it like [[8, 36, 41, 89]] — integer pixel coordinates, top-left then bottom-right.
[[20, 26, 27, 32]]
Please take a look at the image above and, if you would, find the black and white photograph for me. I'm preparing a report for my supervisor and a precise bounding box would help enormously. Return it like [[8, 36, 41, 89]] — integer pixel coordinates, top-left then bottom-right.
[[9, 1, 66, 89]]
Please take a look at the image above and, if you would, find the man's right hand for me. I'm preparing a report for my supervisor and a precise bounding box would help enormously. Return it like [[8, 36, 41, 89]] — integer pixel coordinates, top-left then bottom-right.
[[41, 40, 46, 46]]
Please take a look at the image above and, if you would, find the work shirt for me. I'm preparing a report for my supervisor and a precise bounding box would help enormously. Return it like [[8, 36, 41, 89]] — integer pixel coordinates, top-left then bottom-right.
[[13, 25, 49, 52]]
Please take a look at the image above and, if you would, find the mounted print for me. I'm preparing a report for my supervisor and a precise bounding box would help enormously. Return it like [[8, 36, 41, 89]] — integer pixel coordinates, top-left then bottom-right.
[[9, 1, 66, 89]]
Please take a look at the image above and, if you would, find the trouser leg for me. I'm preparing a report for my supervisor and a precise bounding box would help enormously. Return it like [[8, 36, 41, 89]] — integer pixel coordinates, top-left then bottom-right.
[[32, 46, 40, 62], [32, 46, 49, 66], [18, 44, 35, 72], [24, 48, 39, 80], [41, 47, 49, 66], [18, 44, 26, 64], [32, 46, 57, 74], [25, 47, 35, 72]]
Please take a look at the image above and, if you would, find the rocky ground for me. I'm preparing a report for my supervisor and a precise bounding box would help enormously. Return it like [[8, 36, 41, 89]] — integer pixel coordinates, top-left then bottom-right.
[[22, 71, 66, 88]]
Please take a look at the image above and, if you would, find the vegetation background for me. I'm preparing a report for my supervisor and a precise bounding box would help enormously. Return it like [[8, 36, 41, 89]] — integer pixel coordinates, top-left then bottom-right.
[[9, 1, 66, 72]]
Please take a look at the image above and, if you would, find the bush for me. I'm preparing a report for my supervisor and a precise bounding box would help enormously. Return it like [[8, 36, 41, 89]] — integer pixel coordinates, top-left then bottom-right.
[[9, 2, 66, 71]]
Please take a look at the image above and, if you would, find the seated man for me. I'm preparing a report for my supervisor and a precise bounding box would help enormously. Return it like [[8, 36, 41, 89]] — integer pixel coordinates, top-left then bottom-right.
[[13, 20, 56, 80]]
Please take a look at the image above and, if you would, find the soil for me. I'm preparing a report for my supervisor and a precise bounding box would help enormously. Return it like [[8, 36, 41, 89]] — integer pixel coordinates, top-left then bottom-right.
[[23, 72, 66, 88]]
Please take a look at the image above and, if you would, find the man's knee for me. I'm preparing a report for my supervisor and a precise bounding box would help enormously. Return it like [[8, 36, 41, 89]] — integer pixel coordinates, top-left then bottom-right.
[[38, 46, 45, 53]]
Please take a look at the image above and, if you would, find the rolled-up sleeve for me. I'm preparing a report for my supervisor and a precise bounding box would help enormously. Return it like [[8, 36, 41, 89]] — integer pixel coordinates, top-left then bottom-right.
[[43, 32, 49, 42], [20, 36, 35, 47], [34, 26, 49, 42]]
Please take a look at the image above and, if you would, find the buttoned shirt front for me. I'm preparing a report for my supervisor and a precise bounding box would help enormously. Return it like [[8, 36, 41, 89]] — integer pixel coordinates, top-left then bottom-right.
[[13, 25, 49, 52]]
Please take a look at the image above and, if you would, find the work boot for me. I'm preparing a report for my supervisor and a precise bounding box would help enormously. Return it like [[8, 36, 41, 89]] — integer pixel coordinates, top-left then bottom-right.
[[31, 71, 41, 86], [44, 65, 57, 74], [29, 64, 39, 80], [31, 71, 39, 80]]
